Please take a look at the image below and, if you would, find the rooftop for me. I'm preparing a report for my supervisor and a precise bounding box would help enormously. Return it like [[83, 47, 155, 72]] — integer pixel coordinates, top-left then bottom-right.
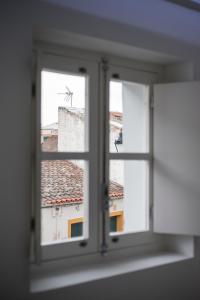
[[110, 111, 122, 123], [58, 106, 85, 121], [41, 160, 123, 207], [42, 122, 58, 130]]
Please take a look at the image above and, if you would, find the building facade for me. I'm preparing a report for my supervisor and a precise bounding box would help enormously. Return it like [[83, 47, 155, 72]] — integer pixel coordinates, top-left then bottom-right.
[[41, 106, 124, 244]]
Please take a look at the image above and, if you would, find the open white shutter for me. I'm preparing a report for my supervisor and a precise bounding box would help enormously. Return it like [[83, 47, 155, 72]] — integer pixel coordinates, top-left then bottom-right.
[[153, 81, 200, 236]]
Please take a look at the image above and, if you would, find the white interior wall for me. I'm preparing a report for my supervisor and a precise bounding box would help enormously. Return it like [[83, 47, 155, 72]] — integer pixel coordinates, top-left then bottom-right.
[[163, 61, 195, 83], [1, 0, 200, 299]]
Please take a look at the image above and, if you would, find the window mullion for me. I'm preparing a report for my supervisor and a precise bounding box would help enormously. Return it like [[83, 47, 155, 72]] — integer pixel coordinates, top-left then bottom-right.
[[34, 49, 42, 265], [100, 58, 110, 255], [41, 152, 89, 160], [108, 153, 151, 160]]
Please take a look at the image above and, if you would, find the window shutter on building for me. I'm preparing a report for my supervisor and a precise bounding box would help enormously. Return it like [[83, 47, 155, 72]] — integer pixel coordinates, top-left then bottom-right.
[[153, 81, 200, 236]]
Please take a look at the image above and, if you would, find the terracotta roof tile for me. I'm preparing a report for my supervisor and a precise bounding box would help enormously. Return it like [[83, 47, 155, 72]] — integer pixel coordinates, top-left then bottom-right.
[[41, 160, 123, 207], [110, 111, 122, 123]]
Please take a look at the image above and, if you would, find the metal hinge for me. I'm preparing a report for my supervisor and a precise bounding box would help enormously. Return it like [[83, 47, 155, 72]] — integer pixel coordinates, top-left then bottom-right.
[[102, 183, 109, 212], [32, 50, 37, 99], [32, 83, 36, 98], [30, 217, 35, 232]]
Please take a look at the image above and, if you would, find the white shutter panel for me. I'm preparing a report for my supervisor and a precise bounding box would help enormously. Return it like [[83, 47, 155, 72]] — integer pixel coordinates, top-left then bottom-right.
[[153, 81, 200, 235]]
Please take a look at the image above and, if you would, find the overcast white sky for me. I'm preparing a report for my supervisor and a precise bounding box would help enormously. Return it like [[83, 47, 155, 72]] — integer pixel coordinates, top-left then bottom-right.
[[41, 70, 122, 126]]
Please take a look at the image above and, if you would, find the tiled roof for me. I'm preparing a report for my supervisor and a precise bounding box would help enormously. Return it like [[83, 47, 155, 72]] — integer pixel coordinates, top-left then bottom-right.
[[110, 111, 122, 117], [41, 160, 123, 207], [110, 111, 122, 123]]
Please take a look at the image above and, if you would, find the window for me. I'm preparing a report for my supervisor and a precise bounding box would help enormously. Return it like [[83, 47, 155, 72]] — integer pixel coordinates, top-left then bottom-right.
[[34, 53, 99, 260], [68, 218, 83, 238], [110, 211, 124, 233], [32, 46, 200, 267], [108, 78, 150, 237], [32, 50, 156, 261], [105, 64, 156, 251]]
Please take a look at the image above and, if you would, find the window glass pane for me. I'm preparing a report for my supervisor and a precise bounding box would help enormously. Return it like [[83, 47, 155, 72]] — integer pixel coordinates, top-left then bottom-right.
[[109, 81, 149, 153], [71, 222, 83, 238], [109, 160, 149, 235], [41, 70, 88, 152], [41, 160, 88, 245], [110, 216, 117, 232]]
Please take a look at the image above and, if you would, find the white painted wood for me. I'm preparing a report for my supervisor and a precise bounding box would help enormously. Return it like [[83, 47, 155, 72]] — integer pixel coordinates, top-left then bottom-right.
[[109, 153, 151, 160], [41, 152, 89, 160], [31, 252, 193, 293], [35, 51, 99, 261], [154, 81, 200, 235], [107, 64, 158, 250]]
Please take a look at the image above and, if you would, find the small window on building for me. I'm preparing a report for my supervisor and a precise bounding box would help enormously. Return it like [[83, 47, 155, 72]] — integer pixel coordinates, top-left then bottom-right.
[[68, 218, 83, 238], [110, 211, 124, 233]]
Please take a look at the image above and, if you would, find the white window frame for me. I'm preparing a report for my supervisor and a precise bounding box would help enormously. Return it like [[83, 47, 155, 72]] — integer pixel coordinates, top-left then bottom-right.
[[33, 51, 100, 262], [31, 45, 161, 263], [101, 62, 158, 251]]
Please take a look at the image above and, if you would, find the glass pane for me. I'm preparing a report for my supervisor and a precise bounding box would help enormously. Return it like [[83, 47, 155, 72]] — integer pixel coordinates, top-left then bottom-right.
[[41, 70, 88, 152], [41, 160, 88, 245], [71, 222, 83, 238], [109, 80, 149, 153], [110, 216, 117, 232], [109, 160, 149, 235]]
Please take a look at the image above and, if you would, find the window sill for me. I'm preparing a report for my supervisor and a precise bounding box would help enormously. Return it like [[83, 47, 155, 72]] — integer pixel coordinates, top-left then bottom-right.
[[31, 249, 193, 293]]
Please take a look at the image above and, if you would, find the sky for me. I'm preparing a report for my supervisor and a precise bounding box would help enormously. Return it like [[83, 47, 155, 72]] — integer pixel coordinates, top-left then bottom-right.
[[41, 70, 122, 127]]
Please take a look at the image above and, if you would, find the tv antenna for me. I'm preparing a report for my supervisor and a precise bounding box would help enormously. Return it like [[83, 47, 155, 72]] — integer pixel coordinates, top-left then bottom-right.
[[58, 86, 73, 107]]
